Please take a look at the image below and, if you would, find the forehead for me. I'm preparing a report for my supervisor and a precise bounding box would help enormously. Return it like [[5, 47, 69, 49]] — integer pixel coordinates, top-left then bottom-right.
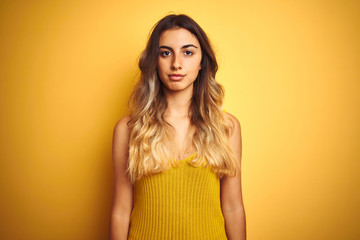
[[158, 27, 200, 47]]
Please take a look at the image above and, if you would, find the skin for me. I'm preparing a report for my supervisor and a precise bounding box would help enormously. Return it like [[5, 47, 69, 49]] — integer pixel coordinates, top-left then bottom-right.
[[110, 27, 246, 239], [220, 113, 246, 239], [157, 27, 202, 95], [157, 27, 202, 157]]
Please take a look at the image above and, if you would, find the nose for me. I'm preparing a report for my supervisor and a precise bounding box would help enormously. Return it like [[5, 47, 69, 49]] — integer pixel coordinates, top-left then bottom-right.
[[171, 53, 182, 70]]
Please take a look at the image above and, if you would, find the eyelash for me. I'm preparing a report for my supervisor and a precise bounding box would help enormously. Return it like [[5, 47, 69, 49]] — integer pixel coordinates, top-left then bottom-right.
[[184, 50, 193, 56], [160, 50, 194, 57], [160, 51, 171, 57]]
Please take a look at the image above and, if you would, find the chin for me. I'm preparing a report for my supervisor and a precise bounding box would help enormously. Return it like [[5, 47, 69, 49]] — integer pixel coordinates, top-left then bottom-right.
[[161, 80, 195, 93], [166, 86, 185, 92]]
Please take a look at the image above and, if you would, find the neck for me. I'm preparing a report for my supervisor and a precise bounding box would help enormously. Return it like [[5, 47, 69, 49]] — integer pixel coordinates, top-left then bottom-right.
[[163, 87, 193, 118]]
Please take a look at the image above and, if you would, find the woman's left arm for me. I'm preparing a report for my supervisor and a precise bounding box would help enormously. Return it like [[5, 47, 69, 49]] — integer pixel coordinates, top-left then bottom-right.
[[221, 113, 246, 240]]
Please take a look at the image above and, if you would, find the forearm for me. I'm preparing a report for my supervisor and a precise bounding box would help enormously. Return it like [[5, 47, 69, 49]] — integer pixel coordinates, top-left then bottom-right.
[[223, 207, 246, 240], [110, 212, 131, 240]]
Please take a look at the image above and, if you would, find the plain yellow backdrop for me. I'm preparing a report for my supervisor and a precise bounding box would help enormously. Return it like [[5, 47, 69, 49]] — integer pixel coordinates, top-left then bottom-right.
[[0, 0, 359, 239]]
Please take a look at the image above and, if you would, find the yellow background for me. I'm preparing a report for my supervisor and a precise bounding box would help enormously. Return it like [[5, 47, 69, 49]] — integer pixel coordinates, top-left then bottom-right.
[[1, 0, 359, 239]]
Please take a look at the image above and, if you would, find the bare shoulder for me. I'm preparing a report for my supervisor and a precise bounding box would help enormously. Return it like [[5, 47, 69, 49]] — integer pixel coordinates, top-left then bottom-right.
[[114, 115, 131, 134], [224, 112, 241, 137], [112, 115, 131, 160], [113, 115, 132, 142]]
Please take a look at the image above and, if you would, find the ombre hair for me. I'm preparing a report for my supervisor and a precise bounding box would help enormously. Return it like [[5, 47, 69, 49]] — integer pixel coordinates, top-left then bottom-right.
[[127, 14, 240, 183]]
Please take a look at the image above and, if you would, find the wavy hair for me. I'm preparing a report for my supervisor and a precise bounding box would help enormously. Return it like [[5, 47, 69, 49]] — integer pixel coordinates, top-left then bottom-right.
[[127, 14, 240, 183]]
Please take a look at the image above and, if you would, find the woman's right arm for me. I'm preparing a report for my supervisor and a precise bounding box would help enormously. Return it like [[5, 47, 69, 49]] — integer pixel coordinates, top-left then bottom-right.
[[110, 115, 133, 240]]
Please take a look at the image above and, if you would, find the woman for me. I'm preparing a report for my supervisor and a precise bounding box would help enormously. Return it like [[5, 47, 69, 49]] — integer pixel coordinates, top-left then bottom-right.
[[110, 14, 246, 240]]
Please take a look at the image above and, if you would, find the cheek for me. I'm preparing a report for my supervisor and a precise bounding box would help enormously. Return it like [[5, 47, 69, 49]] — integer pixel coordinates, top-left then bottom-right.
[[193, 55, 202, 70], [157, 60, 168, 74], [157, 62, 168, 82], [156, 64, 164, 76], [192, 58, 202, 72]]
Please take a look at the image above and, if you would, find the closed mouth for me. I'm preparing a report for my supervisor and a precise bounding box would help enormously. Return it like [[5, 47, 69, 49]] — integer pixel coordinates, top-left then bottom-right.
[[169, 74, 185, 77]]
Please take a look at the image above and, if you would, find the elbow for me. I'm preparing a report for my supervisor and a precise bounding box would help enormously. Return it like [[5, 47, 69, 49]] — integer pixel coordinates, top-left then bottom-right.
[[222, 205, 245, 214]]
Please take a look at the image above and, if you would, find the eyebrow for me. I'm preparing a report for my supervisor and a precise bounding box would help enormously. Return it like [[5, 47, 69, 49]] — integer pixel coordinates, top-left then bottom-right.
[[159, 44, 198, 51]]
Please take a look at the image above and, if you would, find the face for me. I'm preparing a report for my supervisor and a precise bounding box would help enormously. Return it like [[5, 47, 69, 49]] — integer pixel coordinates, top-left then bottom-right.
[[157, 27, 202, 93]]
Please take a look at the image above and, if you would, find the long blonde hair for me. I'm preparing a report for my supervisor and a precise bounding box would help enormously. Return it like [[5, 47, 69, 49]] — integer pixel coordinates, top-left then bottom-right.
[[126, 14, 240, 183]]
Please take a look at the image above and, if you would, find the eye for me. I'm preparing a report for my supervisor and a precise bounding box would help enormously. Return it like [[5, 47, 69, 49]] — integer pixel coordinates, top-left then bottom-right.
[[184, 50, 193, 56], [160, 51, 171, 57]]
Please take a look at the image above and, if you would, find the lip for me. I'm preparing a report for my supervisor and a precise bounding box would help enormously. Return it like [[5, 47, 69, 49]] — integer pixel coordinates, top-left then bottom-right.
[[168, 74, 185, 81]]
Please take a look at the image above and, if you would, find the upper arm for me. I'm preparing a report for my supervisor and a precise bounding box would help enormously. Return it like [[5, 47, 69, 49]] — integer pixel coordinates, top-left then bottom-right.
[[111, 115, 133, 216], [220, 112, 244, 212], [226, 112, 242, 163]]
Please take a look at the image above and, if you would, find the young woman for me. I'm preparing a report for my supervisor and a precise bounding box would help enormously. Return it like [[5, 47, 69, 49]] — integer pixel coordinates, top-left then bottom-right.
[[110, 14, 246, 240]]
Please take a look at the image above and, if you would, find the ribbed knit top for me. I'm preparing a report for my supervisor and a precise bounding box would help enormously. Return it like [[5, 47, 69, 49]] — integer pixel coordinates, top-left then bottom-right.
[[128, 153, 227, 240]]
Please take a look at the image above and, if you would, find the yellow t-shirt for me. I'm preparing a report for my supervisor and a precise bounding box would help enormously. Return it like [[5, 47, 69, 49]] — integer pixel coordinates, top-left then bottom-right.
[[128, 153, 227, 239]]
